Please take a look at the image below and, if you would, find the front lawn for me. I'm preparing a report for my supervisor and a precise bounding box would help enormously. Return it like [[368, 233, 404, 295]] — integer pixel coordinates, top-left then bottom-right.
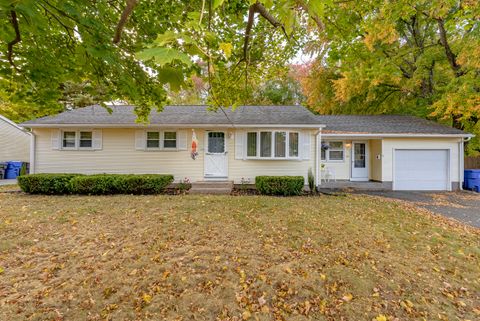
[[0, 193, 478, 321]]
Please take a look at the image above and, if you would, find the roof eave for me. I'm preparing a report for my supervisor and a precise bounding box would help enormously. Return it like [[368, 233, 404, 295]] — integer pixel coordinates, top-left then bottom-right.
[[321, 133, 473, 138], [22, 123, 326, 129], [1, 115, 31, 134]]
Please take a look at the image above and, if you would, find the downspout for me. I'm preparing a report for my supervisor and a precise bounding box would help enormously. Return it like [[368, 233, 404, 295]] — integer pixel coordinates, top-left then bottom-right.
[[315, 128, 322, 187], [29, 131, 36, 174], [460, 136, 473, 190]]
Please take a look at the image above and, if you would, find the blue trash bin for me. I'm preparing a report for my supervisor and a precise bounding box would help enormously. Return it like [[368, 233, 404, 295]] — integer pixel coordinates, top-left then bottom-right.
[[5, 161, 23, 179], [464, 170, 480, 189]]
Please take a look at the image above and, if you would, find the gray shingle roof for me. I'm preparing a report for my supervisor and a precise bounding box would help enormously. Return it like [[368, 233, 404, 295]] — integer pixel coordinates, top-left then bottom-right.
[[21, 105, 321, 126], [21, 104, 471, 136], [317, 115, 468, 135]]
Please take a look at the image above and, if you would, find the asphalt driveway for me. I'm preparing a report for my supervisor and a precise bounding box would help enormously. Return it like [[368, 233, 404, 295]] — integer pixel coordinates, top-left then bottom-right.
[[357, 191, 480, 228]]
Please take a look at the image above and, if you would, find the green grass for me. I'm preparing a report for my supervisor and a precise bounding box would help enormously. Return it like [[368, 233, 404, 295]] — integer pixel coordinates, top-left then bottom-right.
[[0, 193, 478, 321]]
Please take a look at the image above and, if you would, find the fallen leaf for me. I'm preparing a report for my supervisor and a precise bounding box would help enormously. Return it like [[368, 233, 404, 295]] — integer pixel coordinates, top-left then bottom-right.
[[342, 293, 353, 302], [142, 294, 152, 304], [242, 310, 251, 320], [375, 315, 387, 321], [129, 269, 138, 276]]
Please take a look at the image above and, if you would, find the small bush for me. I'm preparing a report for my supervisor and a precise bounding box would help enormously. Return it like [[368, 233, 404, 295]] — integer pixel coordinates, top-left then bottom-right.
[[255, 176, 305, 196], [18, 173, 82, 194]]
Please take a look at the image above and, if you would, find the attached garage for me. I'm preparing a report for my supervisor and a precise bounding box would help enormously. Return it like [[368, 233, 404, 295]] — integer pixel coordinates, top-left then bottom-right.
[[393, 149, 450, 191]]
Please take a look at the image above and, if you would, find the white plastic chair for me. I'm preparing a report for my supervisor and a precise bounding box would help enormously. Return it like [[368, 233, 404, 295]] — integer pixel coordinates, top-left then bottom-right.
[[321, 166, 336, 182]]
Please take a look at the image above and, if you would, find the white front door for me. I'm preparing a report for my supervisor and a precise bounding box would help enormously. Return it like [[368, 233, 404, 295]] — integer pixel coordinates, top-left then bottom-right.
[[204, 131, 228, 178], [351, 141, 369, 181]]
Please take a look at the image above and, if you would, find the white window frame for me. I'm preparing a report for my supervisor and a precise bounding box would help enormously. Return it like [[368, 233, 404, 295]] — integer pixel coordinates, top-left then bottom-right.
[[321, 140, 345, 162], [78, 131, 93, 149], [246, 130, 300, 160], [145, 130, 178, 151], [61, 130, 94, 150], [163, 131, 177, 150], [146, 131, 161, 149]]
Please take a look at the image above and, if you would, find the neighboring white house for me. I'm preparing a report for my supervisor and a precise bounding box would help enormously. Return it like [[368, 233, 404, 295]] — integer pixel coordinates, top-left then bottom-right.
[[0, 115, 31, 163], [21, 105, 473, 191]]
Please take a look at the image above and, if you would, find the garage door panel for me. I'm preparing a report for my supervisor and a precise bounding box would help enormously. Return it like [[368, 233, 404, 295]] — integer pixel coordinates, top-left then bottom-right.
[[394, 150, 449, 191]]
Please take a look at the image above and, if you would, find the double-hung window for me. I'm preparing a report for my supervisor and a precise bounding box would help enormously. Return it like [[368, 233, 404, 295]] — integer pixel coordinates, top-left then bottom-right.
[[321, 141, 344, 161], [247, 131, 299, 159], [163, 132, 177, 148], [146, 132, 160, 148], [146, 131, 177, 149], [79, 132, 92, 148], [62, 130, 93, 149], [63, 131, 76, 148]]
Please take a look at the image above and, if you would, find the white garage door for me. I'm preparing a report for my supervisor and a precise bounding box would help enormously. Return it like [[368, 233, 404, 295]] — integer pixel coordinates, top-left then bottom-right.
[[394, 149, 449, 191]]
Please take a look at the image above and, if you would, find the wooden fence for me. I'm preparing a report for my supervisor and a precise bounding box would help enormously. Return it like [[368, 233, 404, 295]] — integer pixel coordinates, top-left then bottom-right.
[[465, 156, 480, 169]]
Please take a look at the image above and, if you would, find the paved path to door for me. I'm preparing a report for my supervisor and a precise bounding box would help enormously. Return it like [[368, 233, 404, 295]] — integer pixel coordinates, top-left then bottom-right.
[[358, 191, 480, 228]]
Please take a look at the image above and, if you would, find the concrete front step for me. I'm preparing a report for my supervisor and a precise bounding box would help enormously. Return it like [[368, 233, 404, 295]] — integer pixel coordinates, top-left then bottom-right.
[[190, 181, 233, 195]]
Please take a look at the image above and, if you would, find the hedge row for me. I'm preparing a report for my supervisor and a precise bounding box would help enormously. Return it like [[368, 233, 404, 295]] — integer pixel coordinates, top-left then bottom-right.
[[255, 176, 304, 196], [18, 174, 174, 195]]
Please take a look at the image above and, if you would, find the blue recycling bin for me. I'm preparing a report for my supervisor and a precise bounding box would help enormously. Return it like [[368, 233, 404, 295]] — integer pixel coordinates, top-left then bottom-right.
[[464, 170, 480, 191], [5, 161, 23, 179]]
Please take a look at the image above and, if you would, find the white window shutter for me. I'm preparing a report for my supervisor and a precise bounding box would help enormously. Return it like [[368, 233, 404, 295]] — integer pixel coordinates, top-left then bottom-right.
[[51, 129, 61, 150], [135, 129, 146, 150], [92, 129, 103, 150], [235, 130, 245, 160], [301, 131, 311, 160], [178, 130, 187, 150]]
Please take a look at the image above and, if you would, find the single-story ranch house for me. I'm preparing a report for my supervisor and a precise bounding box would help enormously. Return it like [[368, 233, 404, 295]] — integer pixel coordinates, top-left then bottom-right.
[[21, 105, 473, 191]]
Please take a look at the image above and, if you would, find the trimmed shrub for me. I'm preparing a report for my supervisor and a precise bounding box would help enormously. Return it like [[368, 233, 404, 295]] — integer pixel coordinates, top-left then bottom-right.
[[69, 174, 119, 195], [255, 176, 305, 196], [18, 173, 82, 194], [18, 173, 174, 195], [70, 174, 174, 195], [113, 174, 174, 194]]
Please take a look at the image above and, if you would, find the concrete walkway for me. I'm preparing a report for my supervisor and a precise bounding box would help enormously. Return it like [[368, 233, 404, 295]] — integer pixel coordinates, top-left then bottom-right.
[[0, 179, 17, 186]]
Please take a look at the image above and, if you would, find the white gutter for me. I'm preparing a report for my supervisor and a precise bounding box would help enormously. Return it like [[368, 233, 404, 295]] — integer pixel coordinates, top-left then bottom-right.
[[29, 131, 36, 174], [21, 123, 328, 129], [314, 128, 322, 188], [322, 133, 474, 138]]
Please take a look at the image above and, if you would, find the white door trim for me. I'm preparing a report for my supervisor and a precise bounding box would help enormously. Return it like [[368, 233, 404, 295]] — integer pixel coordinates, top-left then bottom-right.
[[204, 131, 228, 179], [392, 148, 451, 191], [350, 141, 369, 181]]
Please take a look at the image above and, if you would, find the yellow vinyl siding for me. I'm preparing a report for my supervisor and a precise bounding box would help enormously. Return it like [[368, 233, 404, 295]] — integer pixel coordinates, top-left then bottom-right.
[[33, 128, 318, 184], [369, 139, 382, 181], [319, 140, 351, 180], [229, 130, 316, 184], [34, 128, 204, 181], [0, 118, 30, 162]]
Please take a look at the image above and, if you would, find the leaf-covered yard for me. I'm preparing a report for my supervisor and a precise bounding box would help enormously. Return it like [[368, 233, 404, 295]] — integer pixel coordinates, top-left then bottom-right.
[[0, 192, 479, 321]]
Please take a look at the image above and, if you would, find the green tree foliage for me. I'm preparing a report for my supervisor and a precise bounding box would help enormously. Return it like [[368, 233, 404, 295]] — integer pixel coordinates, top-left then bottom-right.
[[296, 0, 480, 154], [0, 0, 306, 121], [1, 1, 478, 154]]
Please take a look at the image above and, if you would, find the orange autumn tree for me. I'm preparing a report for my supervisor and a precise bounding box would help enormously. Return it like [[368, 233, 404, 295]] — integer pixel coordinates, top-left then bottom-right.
[[297, 0, 480, 155]]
